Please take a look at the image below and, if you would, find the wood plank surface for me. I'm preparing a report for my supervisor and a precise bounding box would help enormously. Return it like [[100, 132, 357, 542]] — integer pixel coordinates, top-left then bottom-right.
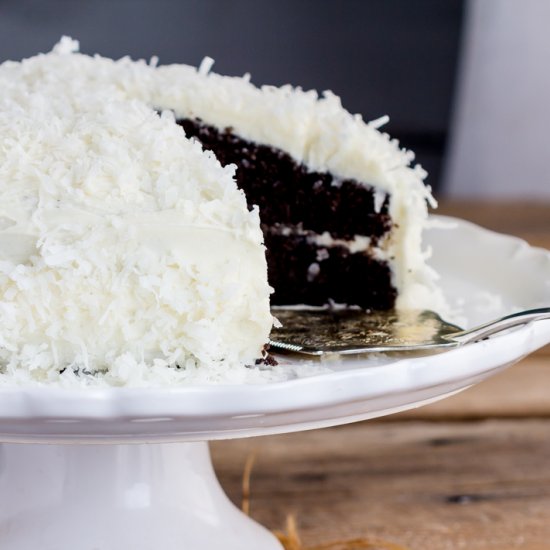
[[212, 420, 550, 550], [212, 202, 550, 549]]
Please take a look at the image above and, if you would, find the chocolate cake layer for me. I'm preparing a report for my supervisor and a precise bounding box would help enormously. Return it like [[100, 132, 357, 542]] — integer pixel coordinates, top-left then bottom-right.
[[178, 118, 392, 242], [265, 231, 396, 309], [176, 117, 397, 309]]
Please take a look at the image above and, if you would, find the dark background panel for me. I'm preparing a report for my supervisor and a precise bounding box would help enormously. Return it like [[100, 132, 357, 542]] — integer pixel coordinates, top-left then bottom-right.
[[0, 0, 465, 193]]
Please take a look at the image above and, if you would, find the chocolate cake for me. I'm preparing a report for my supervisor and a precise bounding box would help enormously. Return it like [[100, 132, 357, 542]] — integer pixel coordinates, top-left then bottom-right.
[[0, 37, 449, 387]]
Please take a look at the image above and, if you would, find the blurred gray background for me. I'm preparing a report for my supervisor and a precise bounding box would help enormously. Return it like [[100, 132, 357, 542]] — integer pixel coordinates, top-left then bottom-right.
[[1, 0, 548, 198]]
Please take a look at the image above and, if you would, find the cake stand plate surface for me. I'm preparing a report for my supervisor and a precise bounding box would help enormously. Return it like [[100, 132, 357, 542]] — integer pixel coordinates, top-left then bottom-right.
[[0, 216, 549, 550]]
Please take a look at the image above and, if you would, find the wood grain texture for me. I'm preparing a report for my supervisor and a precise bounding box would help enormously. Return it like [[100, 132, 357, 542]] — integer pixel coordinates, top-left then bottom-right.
[[212, 420, 550, 550]]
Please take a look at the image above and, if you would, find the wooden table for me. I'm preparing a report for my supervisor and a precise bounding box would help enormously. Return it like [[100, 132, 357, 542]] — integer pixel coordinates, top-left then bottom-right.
[[212, 201, 550, 550]]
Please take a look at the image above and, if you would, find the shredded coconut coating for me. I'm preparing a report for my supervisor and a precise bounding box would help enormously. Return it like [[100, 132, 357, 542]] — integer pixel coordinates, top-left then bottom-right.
[[0, 48, 272, 386]]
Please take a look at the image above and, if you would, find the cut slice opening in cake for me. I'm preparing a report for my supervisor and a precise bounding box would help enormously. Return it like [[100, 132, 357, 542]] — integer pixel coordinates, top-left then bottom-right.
[[154, 57, 444, 314]]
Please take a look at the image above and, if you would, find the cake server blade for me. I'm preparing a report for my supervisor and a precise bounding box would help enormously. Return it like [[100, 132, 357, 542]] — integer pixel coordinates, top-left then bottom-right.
[[268, 307, 550, 356]]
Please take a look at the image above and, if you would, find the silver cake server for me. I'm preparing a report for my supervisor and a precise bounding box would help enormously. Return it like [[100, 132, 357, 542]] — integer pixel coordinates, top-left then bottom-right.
[[268, 307, 550, 356]]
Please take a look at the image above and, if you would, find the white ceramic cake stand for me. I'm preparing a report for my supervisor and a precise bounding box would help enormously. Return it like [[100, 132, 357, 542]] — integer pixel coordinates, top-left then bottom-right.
[[1, 216, 549, 550]]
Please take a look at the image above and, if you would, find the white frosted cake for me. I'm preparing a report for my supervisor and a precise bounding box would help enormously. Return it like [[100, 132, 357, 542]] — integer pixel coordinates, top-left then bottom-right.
[[0, 38, 443, 385]]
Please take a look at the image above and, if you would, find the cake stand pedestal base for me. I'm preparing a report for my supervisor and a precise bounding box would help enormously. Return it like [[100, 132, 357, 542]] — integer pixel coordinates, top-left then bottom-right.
[[0, 441, 282, 550]]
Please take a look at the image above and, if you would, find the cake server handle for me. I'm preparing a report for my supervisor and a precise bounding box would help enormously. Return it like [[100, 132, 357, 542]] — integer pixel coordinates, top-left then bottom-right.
[[268, 306, 550, 356], [446, 307, 550, 345]]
